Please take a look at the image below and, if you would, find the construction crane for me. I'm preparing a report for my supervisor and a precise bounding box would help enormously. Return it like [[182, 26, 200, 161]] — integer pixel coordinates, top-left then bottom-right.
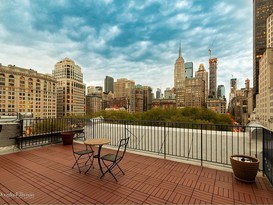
[[208, 49, 212, 59], [208, 36, 217, 59]]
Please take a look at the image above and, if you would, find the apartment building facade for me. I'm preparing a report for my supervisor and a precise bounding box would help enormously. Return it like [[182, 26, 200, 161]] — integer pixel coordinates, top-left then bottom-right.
[[0, 64, 57, 118], [113, 78, 135, 112]]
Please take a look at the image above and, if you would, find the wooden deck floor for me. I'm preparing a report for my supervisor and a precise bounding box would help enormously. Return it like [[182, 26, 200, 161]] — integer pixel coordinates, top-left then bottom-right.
[[0, 144, 272, 204]]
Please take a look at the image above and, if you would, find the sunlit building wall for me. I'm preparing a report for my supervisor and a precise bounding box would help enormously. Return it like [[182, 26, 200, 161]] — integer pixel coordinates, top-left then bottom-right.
[[267, 13, 273, 48], [53, 58, 86, 117], [253, 0, 273, 108], [207, 98, 226, 114], [195, 64, 208, 104], [255, 48, 273, 130], [0, 64, 57, 118], [114, 78, 135, 112]]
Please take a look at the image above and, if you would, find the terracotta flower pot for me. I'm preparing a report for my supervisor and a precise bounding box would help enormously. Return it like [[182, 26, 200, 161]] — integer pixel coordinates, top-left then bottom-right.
[[61, 132, 74, 145], [230, 154, 260, 183]]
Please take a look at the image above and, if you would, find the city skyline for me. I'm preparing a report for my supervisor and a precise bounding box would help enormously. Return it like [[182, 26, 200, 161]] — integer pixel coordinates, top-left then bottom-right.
[[0, 0, 252, 96]]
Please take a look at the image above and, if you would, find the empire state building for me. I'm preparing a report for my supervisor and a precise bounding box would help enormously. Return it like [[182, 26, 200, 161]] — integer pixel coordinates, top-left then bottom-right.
[[174, 46, 186, 108], [174, 46, 185, 89]]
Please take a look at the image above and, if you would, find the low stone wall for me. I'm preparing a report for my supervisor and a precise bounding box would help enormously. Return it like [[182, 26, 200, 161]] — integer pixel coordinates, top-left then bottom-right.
[[0, 123, 20, 147]]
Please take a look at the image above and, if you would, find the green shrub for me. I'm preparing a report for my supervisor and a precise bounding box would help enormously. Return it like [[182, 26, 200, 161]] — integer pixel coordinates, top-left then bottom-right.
[[90, 107, 232, 125]]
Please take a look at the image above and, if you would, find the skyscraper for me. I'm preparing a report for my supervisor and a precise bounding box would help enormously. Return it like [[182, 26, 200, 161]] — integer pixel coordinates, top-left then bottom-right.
[[230, 78, 237, 90], [217, 85, 225, 99], [156, 88, 161, 99], [174, 46, 185, 89], [53, 58, 86, 117], [195, 64, 208, 104], [143, 86, 153, 111], [185, 62, 193, 78], [114, 78, 135, 112], [253, 0, 273, 108], [209, 58, 217, 98], [174, 45, 186, 108], [228, 78, 237, 112], [104, 76, 114, 93], [135, 84, 143, 112], [254, 13, 273, 130]]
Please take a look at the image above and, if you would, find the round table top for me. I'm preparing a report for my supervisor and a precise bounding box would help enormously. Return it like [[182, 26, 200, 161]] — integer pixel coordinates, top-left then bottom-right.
[[84, 138, 110, 146]]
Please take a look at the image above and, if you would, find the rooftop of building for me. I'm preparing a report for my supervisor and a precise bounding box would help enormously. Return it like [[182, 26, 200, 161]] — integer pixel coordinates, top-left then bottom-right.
[[0, 144, 272, 204]]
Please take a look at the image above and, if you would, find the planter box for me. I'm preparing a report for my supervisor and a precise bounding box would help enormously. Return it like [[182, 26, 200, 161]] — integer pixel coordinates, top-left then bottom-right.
[[61, 132, 74, 145], [230, 154, 260, 183]]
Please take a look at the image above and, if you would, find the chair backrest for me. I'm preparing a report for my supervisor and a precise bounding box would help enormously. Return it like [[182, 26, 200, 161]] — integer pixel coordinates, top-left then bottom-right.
[[72, 130, 86, 152], [73, 130, 86, 141], [115, 137, 129, 161]]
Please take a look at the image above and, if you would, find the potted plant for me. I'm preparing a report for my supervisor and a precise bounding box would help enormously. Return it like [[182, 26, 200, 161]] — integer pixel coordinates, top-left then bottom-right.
[[61, 131, 75, 145], [230, 154, 260, 183]]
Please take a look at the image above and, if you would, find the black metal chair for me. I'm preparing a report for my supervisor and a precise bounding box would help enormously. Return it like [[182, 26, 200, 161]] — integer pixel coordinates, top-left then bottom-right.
[[100, 137, 129, 182], [72, 131, 94, 173]]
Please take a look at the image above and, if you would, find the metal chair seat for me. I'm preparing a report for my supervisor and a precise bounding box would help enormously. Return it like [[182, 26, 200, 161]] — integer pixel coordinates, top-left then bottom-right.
[[101, 153, 122, 162], [74, 149, 93, 155]]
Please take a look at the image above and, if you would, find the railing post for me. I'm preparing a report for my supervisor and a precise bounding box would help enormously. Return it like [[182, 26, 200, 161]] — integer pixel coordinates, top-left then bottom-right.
[[18, 119, 24, 149], [92, 118, 94, 139], [164, 122, 166, 160], [201, 124, 203, 167], [125, 120, 127, 139], [262, 128, 265, 176], [19, 119, 24, 136]]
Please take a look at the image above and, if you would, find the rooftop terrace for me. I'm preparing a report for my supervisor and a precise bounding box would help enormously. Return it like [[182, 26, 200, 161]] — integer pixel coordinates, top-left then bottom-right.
[[0, 144, 272, 205]]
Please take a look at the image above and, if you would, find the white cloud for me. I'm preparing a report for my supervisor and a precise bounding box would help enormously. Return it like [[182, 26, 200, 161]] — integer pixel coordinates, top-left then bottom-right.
[[0, 25, 8, 38], [165, 13, 190, 28], [213, 2, 234, 16], [175, 1, 192, 9], [99, 25, 121, 41], [0, 0, 253, 97]]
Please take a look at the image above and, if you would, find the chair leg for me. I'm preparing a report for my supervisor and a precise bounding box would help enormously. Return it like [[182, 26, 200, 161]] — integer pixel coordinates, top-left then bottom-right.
[[84, 153, 94, 174], [72, 155, 85, 173], [73, 153, 94, 174], [100, 161, 120, 182], [116, 164, 125, 175]]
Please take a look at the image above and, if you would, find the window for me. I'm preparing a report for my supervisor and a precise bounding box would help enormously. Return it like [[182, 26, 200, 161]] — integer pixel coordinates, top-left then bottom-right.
[[0, 73, 5, 86], [9, 75, 15, 86]]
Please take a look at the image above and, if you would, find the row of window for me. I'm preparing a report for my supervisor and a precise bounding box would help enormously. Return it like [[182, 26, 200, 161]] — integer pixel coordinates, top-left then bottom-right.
[[0, 109, 56, 113]]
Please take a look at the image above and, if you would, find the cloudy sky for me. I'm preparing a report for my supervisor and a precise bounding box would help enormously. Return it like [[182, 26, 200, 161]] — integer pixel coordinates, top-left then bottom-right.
[[0, 0, 252, 99]]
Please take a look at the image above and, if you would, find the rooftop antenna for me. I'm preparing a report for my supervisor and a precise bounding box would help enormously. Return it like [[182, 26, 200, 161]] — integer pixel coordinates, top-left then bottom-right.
[[179, 40, 182, 58]]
